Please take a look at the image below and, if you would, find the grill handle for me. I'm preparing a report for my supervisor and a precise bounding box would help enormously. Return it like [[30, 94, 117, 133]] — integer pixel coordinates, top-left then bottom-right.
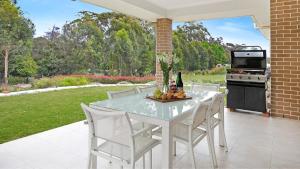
[[234, 46, 263, 50]]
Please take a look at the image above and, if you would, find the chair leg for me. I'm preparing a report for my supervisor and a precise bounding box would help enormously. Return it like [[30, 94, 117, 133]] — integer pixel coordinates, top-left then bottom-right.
[[188, 145, 197, 169], [149, 150, 152, 169], [142, 155, 145, 169], [90, 137, 98, 169], [211, 127, 215, 147], [218, 100, 228, 152], [87, 152, 92, 169], [91, 154, 97, 169], [220, 125, 228, 152], [207, 130, 218, 169], [131, 163, 135, 169], [173, 141, 177, 156], [219, 121, 228, 152]]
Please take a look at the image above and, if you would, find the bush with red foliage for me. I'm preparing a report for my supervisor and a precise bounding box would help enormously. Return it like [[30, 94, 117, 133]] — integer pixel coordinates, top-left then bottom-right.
[[67, 74, 155, 84]]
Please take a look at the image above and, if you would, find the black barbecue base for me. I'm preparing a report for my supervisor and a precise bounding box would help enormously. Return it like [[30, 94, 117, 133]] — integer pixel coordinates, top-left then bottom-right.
[[227, 81, 267, 113]]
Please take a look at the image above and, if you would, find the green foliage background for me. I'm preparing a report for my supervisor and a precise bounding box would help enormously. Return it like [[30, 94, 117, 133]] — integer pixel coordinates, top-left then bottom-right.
[[1, 2, 239, 82]]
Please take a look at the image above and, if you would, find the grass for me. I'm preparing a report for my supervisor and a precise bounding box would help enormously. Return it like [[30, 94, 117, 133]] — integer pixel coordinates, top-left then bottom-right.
[[0, 73, 226, 144], [0, 86, 129, 144], [182, 73, 226, 85]]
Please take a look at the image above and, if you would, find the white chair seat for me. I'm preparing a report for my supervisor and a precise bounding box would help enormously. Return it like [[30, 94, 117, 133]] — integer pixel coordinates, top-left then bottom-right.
[[173, 123, 206, 143], [152, 123, 206, 143], [181, 116, 220, 130], [199, 117, 220, 130], [96, 135, 160, 164]]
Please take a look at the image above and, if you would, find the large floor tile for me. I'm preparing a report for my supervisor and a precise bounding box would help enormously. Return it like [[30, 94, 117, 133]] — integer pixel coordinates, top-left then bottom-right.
[[1, 110, 300, 169]]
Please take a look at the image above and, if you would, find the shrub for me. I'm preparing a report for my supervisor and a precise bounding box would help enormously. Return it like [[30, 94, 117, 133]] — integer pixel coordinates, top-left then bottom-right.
[[208, 67, 226, 75], [33, 76, 90, 89], [69, 74, 155, 84], [55, 77, 89, 87], [8, 76, 27, 85], [33, 78, 56, 89]]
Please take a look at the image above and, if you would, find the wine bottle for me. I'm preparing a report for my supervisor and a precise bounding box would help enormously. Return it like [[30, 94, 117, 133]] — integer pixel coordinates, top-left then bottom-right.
[[176, 72, 183, 90]]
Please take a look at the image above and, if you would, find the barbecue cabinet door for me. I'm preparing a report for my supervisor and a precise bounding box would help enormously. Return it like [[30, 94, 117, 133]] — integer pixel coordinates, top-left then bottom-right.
[[245, 86, 266, 112], [227, 84, 245, 109]]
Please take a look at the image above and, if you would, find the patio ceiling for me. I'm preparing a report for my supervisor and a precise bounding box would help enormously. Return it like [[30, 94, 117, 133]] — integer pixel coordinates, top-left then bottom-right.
[[82, 0, 270, 39]]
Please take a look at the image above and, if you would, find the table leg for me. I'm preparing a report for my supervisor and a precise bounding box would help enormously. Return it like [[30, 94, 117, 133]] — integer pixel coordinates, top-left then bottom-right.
[[161, 125, 173, 169]]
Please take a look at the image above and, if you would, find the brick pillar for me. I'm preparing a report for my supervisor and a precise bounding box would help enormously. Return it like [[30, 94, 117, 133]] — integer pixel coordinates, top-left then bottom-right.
[[155, 18, 173, 87], [271, 0, 300, 120]]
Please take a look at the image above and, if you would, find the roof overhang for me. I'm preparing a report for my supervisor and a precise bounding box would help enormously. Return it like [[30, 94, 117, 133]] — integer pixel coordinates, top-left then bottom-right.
[[82, 0, 270, 39]]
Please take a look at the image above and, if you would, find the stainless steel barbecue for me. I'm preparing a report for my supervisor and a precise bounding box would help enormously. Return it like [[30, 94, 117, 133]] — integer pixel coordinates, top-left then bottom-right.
[[226, 46, 271, 115]]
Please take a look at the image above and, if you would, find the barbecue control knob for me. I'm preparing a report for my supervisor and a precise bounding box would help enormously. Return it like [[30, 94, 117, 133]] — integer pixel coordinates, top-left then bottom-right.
[[258, 77, 261, 80], [248, 77, 251, 80], [239, 76, 242, 79], [230, 75, 233, 78]]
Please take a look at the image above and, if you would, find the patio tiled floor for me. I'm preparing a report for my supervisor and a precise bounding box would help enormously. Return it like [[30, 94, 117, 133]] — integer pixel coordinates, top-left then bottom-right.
[[1, 110, 300, 169]]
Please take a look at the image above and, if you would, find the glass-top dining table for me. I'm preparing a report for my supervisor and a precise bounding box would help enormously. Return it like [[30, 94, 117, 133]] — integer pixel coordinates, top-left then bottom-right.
[[90, 91, 224, 169]]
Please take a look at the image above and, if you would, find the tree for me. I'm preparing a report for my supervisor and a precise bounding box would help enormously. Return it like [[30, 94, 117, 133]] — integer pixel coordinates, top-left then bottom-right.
[[112, 28, 133, 76], [13, 56, 37, 78], [173, 22, 230, 71], [0, 0, 34, 90], [176, 22, 212, 42], [63, 13, 104, 74], [65, 11, 155, 76], [32, 37, 63, 76]]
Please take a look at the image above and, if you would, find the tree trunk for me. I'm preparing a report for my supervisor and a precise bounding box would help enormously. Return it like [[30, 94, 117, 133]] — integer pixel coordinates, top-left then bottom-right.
[[2, 48, 9, 92]]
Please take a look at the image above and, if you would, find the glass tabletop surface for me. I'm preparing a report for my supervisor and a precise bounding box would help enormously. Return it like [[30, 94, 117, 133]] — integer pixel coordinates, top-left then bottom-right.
[[90, 91, 217, 121]]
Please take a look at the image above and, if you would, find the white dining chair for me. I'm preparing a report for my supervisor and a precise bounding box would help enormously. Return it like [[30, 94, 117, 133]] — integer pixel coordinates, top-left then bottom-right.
[[191, 83, 227, 150], [191, 83, 220, 93], [81, 103, 160, 169], [201, 93, 228, 152], [106, 88, 158, 167], [107, 88, 138, 99], [173, 101, 218, 169], [136, 85, 157, 94]]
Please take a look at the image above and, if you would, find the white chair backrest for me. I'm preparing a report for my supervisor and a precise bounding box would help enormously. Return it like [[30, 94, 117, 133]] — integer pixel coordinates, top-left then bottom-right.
[[207, 93, 224, 117], [136, 85, 157, 93], [192, 83, 220, 93], [81, 103, 134, 147], [191, 102, 210, 129], [107, 88, 138, 99]]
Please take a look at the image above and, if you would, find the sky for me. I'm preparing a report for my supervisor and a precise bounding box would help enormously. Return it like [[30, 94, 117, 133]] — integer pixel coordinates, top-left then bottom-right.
[[18, 0, 269, 56]]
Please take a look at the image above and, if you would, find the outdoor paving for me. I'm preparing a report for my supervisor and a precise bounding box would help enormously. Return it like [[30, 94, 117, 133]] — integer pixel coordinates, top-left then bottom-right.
[[1, 109, 300, 169]]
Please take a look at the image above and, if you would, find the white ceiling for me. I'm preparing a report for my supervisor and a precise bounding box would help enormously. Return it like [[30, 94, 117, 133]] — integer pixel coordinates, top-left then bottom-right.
[[82, 0, 270, 39], [146, 0, 232, 10]]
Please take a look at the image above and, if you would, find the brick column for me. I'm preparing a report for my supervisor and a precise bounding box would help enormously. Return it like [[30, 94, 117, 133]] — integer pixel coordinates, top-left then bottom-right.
[[271, 0, 300, 120], [155, 18, 173, 87]]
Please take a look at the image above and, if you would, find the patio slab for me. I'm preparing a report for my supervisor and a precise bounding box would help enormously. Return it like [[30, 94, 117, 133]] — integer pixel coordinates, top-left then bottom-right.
[[1, 110, 300, 169]]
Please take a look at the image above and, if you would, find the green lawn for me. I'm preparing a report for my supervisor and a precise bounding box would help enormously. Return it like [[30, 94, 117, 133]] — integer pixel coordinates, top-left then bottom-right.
[[182, 73, 226, 85], [0, 73, 226, 144], [0, 86, 129, 143]]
